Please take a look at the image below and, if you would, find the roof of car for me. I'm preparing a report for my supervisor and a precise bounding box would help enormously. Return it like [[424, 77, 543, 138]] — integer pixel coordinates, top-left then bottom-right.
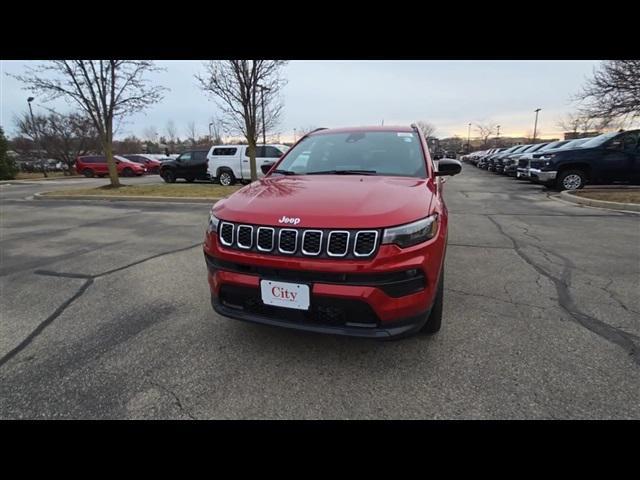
[[309, 125, 415, 136]]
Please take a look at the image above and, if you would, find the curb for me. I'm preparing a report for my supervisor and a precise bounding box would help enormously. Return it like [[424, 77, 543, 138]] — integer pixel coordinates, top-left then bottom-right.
[[0, 176, 83, 184], [34, 192, 222, 204], [560, 190, 640, 213]]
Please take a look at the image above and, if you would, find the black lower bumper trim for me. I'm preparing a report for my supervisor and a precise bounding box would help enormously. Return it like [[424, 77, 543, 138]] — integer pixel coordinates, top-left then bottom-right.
[[211, 294, 430, 339]]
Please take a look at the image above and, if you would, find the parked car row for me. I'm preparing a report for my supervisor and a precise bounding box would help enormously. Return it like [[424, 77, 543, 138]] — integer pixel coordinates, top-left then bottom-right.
[[18, 159, 69, 173], [461, 129, 640, 190], [159, 144, 290, 185]]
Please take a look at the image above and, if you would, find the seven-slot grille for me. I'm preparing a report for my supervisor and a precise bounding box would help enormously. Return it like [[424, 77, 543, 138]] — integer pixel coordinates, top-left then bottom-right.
[[217, 222, 380, 259]]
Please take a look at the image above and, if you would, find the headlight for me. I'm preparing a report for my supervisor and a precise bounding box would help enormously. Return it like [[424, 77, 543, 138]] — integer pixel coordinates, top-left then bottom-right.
[[207, 212, 220, 233], [382, 215, 438, 248]]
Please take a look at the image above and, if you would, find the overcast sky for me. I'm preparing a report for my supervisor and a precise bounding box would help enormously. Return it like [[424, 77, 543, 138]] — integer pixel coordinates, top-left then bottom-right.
[[1, 60, 600, 141]]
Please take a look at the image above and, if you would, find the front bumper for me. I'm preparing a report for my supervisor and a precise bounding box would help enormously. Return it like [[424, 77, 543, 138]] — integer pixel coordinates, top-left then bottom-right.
[[211, 294, 430, 338], [529, 169, 557, 183], [504, 164, 517, 175], [203, 223, 446, 338]]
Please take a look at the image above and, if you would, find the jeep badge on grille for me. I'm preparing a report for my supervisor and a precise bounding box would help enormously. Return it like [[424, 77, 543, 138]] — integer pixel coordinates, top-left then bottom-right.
[[278, 216, 301, 225]]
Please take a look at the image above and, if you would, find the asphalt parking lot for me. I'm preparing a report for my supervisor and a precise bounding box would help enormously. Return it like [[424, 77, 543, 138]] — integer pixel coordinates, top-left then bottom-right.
[[1, 168, 639, 419]]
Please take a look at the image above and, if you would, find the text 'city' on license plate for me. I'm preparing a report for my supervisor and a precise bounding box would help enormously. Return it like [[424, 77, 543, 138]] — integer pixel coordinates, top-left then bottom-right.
[[260, 280, 310, 310]]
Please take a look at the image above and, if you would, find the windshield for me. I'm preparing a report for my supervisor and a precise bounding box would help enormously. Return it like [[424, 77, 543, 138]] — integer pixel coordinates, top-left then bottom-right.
[[275, 131, 427, 177], [539, 140, 568, 151], [528, 143, 549, 152], [577, 131, 620, 148], [115, 155, 135, 163], [558, 137, 593, 150]]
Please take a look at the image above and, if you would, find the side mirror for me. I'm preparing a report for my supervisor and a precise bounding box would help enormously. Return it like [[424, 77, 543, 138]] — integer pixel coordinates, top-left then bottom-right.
[[261, 161, 276, 174], [435, 159, 462, 177]]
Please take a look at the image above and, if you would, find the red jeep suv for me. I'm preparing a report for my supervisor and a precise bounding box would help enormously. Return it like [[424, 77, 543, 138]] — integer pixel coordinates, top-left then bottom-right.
[[203, 125, 462, 338]]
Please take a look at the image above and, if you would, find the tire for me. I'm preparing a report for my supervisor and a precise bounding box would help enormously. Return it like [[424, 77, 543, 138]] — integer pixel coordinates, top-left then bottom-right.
[[185, 176, 195, 183], [421, 269, 444, 335], [122, 167, 134, 177], [82, 168, 94, 178], [556, 169, 587, 191], [161, 169, 176, 183], [218, 169, 236, 186]]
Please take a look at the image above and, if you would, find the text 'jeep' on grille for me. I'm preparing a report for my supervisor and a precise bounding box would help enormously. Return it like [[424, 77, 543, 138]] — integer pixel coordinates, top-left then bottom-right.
[[203, 125, 462, 339]]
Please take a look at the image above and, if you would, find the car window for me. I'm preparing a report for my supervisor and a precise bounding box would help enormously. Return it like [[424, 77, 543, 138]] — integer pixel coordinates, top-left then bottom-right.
[[620, 132, 639, 151], [264, 146, 284, 158], [528, 143, 549, 152], [212, 147, 237, 156], [246, 146, 266, 157], [193, 151, 207, 162], [179, 152, 192, 162], [277, 131, 427, 178], [579, 132, 619, 148], [541, 141, 568, 151]]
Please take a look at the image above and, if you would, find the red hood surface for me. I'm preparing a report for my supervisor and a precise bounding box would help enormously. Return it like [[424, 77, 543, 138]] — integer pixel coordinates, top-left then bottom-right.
[[213, 175, 434, 229]]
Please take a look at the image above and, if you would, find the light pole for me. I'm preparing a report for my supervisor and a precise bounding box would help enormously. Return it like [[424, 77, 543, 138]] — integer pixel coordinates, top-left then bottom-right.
[[257, 84, 271, 145], [208, 122, 213, 143], [533, 108, 541, 142], [467, 123, 472, 153], [293, 128, 297, 143], [496, 125, 500, 147], [27, 97, 47, 178]]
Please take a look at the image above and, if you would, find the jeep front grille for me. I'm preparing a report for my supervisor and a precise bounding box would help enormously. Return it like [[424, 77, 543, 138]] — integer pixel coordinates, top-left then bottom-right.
[[217, 222, 380, 259]]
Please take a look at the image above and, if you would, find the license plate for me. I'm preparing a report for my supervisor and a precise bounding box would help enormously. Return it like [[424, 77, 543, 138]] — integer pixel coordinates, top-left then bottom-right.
[[260, 280, 310, 310]]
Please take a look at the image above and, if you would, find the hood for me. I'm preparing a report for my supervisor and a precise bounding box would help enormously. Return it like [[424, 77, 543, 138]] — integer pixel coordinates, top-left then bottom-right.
[[213, 175, 435, 229]]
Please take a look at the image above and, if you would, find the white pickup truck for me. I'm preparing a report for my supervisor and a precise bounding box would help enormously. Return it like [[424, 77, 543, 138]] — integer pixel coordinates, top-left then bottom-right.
[[206, 144, 290, 185]]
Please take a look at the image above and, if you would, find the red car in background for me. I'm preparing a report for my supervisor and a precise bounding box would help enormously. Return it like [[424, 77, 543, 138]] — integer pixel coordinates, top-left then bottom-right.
[[75, 155, 147, 177], [122, 154, 162, 174], [203, 125, 462, 339]]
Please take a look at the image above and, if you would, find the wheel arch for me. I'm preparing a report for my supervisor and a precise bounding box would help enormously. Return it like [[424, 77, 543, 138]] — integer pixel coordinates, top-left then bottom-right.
[[557, 162, 592, 179]]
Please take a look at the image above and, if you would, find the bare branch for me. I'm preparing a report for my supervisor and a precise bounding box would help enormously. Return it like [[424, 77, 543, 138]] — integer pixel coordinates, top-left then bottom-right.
[[10, 60, 167, 187], [575, 60, 640, 124], [196, 60, 288, 181]]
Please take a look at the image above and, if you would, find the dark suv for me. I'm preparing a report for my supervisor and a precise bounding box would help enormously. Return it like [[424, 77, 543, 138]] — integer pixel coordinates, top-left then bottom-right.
[[529, 130, 640, 190], [159, 149, 209, 183]]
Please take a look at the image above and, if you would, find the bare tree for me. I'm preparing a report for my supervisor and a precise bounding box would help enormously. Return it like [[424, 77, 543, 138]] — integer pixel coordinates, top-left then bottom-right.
[[576, 60, 640, 124], [14, 110, 100, 174], [475, 123, 495, 147], [165, 120, 177, 143], [11, 60, 166, 187], [209, 116, 224, 144], [557, 112, 587, 134], [185, 121, 198, 145], [416, 121, 436, 140], [196, 60, 288, 181], [143, 126, 159, 143], [113, 136, 143, 155]]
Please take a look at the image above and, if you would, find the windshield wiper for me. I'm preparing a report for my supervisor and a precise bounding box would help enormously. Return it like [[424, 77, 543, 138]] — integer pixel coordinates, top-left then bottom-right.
[[306, 169, 377, 175], [272, 169, 297, 175]]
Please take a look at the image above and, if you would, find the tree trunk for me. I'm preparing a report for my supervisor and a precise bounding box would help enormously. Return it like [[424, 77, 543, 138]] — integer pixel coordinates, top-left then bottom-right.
[[104, 123, 120, 187], [247, 138, 258, 182]]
